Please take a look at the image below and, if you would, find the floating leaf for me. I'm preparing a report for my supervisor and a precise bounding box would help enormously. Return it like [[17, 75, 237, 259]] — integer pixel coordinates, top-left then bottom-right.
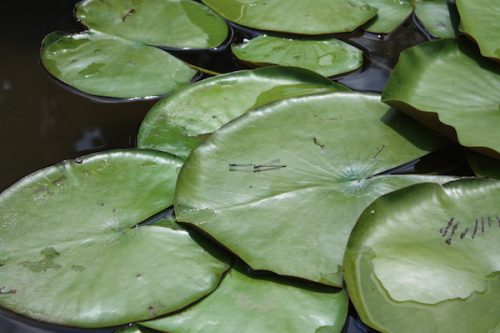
[[0, 150, 229, 327], [344, 178, 500, 333], [364, 0, 413, 34], [382, 39, 500, 159], [456, 0, 500, 59], [201, 0, 377, 34], [231, 36, 363, 77], [466, 151, 500, 179], [413, 0, 456, 38], [41, 31, 197, 99], [76, 0, 229, 49], [142, 266, 348, 333], [175, 92, 453, 286], [138, 67, 348, 159]]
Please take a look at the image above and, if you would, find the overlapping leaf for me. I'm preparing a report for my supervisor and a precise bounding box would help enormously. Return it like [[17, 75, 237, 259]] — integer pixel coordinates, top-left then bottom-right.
[[231, 36, 363, 77], [41, 31, 197, 99], [76, 0, 229, 49], [364, 0, 413, 34], [142, 267, 348, 333], [0, 150, 229, 327], [175, 92, 452, 286], [383, 39, 500, 159], [344, 178, 500, 333], [138, 67, 348, 159], [201, 0, 377, 34], [414, 0, 456, 38]]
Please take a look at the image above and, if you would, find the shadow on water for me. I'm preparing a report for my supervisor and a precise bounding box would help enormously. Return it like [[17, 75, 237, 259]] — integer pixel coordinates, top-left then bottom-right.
[[0, 1, 447, 332]]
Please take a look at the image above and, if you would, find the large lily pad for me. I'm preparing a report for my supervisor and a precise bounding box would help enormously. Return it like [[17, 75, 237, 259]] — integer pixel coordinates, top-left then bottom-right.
[[364, 0, 413, 34], [76, 0, 229, 49], [344, 178, 500, 333], [382, 38, 500, 159], [231, 36, 363, 77], [137, 67, 349, 159], [175, 92, 452, 286], [142, 266, 349, 333], [0, 150, 229, 327], [456, 0, 500, 59], [201, 0, 377, 34], [41, 31, 197, 99], [414, 0, 456, 38]]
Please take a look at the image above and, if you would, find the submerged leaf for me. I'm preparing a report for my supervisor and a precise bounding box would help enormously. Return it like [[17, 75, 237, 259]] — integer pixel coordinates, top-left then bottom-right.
[[456, 0, 500, 59], [138, 67, 348, 159], [142, 267, 348, 333], [344, 178, 500, 332], [231, 36, 363, 77], [0, 150, 229, 327], [382, 39, 500, 159], [414, 0, 456, 38], [41, 31, 197, 99], [76, 0, 229, 49], [175, 92, 452, 286], [201, 0, 377, 34], [364, 0, 413, 34]]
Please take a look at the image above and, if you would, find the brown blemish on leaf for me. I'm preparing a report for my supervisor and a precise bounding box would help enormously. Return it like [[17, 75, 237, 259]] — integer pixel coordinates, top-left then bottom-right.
[[122, 8, 136, 22], [20, 247, 61, 273], [313, 136, 325, 149]]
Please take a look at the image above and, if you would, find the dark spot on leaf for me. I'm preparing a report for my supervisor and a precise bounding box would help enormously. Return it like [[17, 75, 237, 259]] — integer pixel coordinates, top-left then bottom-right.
[[100, 202, 104, 206], [313, 136, 325, 149], [20, 247, 61, 273], [51, 176, 66, 186], [0, 287, 16, 295], [136, 273, 142, 278], [122, 8, 136, 22], [71, 265, 85, 272]]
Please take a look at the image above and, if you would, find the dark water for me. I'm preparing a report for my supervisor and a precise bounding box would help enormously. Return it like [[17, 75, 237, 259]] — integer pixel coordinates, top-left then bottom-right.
[[0, 1, 453, 332]]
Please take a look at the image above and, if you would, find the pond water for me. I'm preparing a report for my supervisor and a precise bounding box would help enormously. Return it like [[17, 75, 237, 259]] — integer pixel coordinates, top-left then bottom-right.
[[0, 1, 466, 332]]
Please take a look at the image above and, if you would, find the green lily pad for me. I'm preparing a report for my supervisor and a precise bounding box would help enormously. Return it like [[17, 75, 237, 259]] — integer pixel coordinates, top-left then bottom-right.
[[456, 0, 500, 59], [142, 266, 348, 333], [137, 67, 349, 159], [466, 151, 500, 179], [41, 31, 197, 99], [231, 36, 363, 77], [76, 0, 229, 49], [414, 0, 456, 38], [364, 0, 413, 34], [201, 0, 377, 34], [0, 150, 229, 327], [175, 92, 453, 286], [382, 38, 500, 159], [344, 178, 500, 333]]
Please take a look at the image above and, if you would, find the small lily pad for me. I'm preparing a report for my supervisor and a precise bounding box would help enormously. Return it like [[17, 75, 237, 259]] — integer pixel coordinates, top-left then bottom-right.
[[76, 0, 229, 49], [0, 150, 229, 327], [201, 0, 377, 34], [41, 31, 197, 99], [142, 266, 349, 333], [231, 36, 363, 77], [344, 178, 500, 333], [456, 0, 500, 59], [364, 0, 413, 34], [138, 67, 349, 159], [382, 39, 500, 159], [175, 92, 453, 286]]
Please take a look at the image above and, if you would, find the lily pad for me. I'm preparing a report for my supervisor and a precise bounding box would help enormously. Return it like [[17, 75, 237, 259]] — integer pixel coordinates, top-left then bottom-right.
[[382, 38, 500, 159], [137, 67, 349, 159], [231, 36, 363, 77], [175, 92, 452, 286], [41, 31, 197, 99], [456, 0, 500, 59], [364, 0, 413, 34], [466, 151, 500, 179], [414, 0, 456, 38], [76, 0, 229, 49], [344, 178, 500, 333], [0, 150, 229, 327], [142, 266, 349, 333], [201, 0, 378, 34]]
